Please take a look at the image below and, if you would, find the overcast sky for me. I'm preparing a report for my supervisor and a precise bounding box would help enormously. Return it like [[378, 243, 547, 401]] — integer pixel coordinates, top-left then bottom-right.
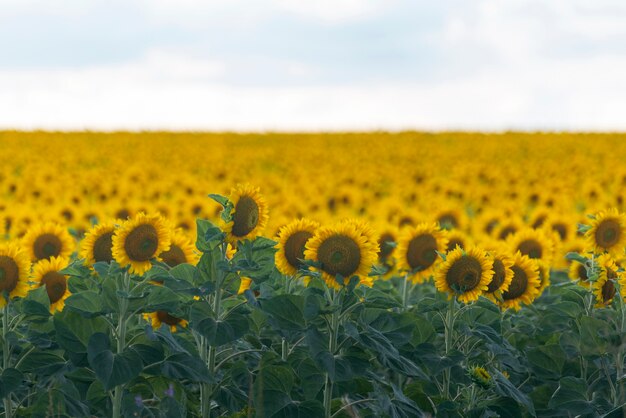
[[1, 0, 625, 131]]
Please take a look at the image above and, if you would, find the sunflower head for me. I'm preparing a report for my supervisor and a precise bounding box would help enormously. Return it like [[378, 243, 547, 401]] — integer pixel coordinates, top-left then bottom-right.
[[143, 311, 188, 332], [22, 222, 74, 263], [499, 252, 541, 311], [483, 248, 514, 302], [594, 254, 622, 307], [112, 213, 172, 275], [435, 246, 494, 303], [304, 220, 378, 289], [507, 228, 554, 265], [396, 223, 448, 283], [32, 256, 71, 313], [0, 242, 31, 307], [468, 366, 493, 389], [80, 221, 117, 266], [224, 184, 269, 244], [158, 229, 198, 268], [586, 209, 626, 257], [275, 219, 320, 276]]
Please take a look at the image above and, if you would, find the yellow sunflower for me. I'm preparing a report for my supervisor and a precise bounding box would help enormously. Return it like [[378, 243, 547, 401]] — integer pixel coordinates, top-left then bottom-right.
[[396, 223, 448, 283], [158, 229, 199, 268], [499, 252, 541, 311], [31, 256, 71, 313], [434, 246, 494, 303], [483, 248, 514, 302], [304, 220, 378, 289], [80, 221, 117, 266], [143, 311, 188, 332], [275, 218, 320, 276], [375, 225, 399, 277], [585, 208, 626, 257], [224, 184, 269, 244], [22, 222, 74, 263], [507, 228, 554, 265], [568, 260, 592, 289], [112, 213, 172, 275], [0, 242, 31, 307], [535, 260, 550, 296], [445, 230, 471, 253], [593, 254, 622, 307]]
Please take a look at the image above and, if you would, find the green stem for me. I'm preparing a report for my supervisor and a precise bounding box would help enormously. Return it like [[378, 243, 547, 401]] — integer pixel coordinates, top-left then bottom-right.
[[401, 274, 410, 312], [324, 290, 342, 418], [112, 273, 130, 418], [3, 304, 11, 418], [330, 398, 375, 418], [281, 338, 288, 362], [443, 297, 456, 400]]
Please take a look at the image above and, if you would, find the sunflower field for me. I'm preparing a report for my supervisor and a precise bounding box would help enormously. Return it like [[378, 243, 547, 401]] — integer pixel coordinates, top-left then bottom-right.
[[0, 131, 626, 417]]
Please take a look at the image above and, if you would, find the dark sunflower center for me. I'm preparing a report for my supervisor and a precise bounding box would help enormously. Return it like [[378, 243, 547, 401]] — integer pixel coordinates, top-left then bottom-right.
[[160, 245, 187, 268], [232, 196, 259, 237], [485, 220, 498, 235], [93, 232, 114, 263], [116, 209, 130, 220], [517, 239, 542, 259], [317, 235, 361, 277], [284, 231, 313, 269], [0, 256, 20, 293], [406, 234, 437, 270], [445, 255, 482, 292], [502, 265, 528, 300], [578, 264, 588, 281], [40, 271, 67, 304], [487, 259, 505, 293], [378, 233, 395, 263], [531, 215, 546, 229], [552, 223, 567, 240], [438, 214, 458, 230], [596, 219, 620, 248], [157, 310, 182, 326], [124, 224, 159, 262], [498, 226, 516, 240], [33, 234, 62, 260], [602, 279, 616, 304], [446, 239, 464, 252]]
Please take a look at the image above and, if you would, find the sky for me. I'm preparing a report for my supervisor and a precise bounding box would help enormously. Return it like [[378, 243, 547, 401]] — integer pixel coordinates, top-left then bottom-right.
[[1, 0, 625, 131]]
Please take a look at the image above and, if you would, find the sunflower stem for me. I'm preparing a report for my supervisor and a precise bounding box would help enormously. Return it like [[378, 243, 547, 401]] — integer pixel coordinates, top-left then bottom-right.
[[112, 272, 130, 418], [281, 338, 288, 362], [401, 274, 410, 312], [324, 289, 342, 418], [2, 304, 12, 418], [443, 296, 456, 400]]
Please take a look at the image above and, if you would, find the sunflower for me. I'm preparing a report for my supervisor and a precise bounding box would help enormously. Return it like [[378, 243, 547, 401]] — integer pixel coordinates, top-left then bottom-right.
[[112, 213, 172, 275], [158, 229, 199, 268], [32, 256, 71, 313], [237, 277, 252, 295], [535, 260, 550, 295], [275, 219, 320, 276], [468, 366, 493, 389], [507, 228, 554, 265], [593, 254, 622, 307], [0, 242, 31, 307], [375, 225, 399, 277], [22, 222, 74, 263], [224, 184, 269, 244], [585, 208, 626, 257], [304, 220, 378, 289], [499, 252, 541, 311], [483, 248, 514, 302], [434, 246, 494, 303], [396, 223, 448, 283], [445, 230, 471, 253], [143, 311, 188, 332], [80, 221, 117, 266], [568, 260, 591, 288]]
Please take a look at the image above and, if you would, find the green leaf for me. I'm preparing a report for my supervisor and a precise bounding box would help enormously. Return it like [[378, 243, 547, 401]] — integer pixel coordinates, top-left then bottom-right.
[[64, 290, 105, 318], [253, 365, 295, 417], [21, 286, 51, 318], [548, 376, 594, 415], [146, 353, 213, 383], [189, 301, 248, 346], [527, 344, 565, 377], [493, 370, 536, 416], [196, 219, 225, 251], [0, 368, 23, 398], [168, 264, 198, 283], [565, 252, 588, 263], [16, 350, 66, 375], [54, 310, 110, 353], [87, 333, 143, 390], [145, 286, 181, 312], [261, 295, 306, 331]]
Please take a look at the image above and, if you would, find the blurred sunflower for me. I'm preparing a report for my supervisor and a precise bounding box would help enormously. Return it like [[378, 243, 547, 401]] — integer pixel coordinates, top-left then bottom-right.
[[483, 249, 514, 302], [304, 220, 378, 289], [158, 229, 198, 268], [445, 230, 471, 252], [585, 208, 626, 257], [568, 260, 590, 287], [22, 222, 74, 263], [396, 223, 448, 283], [143, 311, 188, 332], [0, 243, 31, 307], [434, 246, 494, 303], [499, 252, 540, 311], [224, 184, 269, 244], [80, 221, 117, 265], [507, 228, 554, 265], [112, 213, 172, 275], [275, 218, 319, 276], [593, 254, 621, 307], [32, 256, 70, 313]]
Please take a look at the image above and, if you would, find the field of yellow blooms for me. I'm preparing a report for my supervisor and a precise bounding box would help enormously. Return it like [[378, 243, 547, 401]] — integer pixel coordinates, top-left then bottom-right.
[[0, 131, 625, 417]]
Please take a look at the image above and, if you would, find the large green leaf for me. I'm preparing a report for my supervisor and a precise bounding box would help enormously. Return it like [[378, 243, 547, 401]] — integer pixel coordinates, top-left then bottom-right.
[[189, 301, 248, 346], [87, 333, 143, 390], [64, 290, 105, 318], [54, 310, 109, 354], [0, 368, 23, 398], [261, 295, 306, 331]]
